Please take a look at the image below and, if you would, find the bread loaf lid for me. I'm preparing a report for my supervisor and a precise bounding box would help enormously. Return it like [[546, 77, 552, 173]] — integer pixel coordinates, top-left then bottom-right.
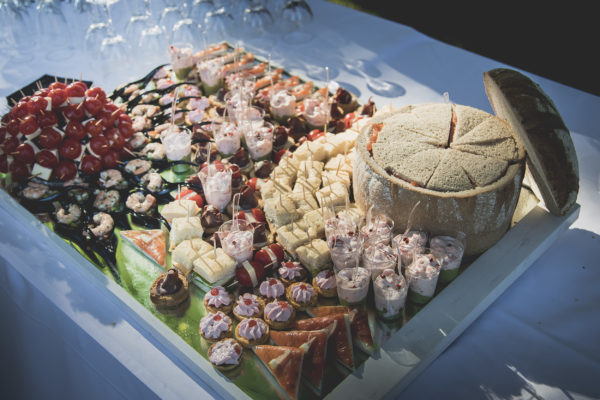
[[483, 68, 579, 216]]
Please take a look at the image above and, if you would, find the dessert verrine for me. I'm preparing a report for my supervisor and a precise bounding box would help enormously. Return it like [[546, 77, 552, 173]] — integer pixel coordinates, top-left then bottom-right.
[[430, 232, 466, 284], [405, 249, 441, 304], [335, 267, 370, 306], [362, 242, 398, 279], [373, 269, 408, 320], [392, 230, 428, 271]]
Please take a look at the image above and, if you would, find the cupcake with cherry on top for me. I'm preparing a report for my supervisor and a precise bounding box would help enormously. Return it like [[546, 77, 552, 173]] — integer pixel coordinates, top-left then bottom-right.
[[263, 300, 295, 330], [286, 282, 317, 312], [232, 292, 265, 320], [208, 338, 243, 371], [277, 261, 307, 286], [235, 317, 270, 348], [312, 269, 337, 298], [199, 311, 233, 343], [258, 277, 286, 302], [203, 286, 234, 314]]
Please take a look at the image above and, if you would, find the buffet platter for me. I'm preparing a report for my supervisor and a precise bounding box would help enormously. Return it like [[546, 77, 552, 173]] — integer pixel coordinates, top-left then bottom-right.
[[0, 42, 580, 399]]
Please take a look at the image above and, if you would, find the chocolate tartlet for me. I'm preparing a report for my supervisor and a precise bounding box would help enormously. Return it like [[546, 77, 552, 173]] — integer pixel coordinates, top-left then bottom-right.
[[150, 268, 190, 316]]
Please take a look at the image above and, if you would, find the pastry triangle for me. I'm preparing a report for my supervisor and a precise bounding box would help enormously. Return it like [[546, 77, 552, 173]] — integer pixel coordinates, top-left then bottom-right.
[[253, 345, 304, 400]]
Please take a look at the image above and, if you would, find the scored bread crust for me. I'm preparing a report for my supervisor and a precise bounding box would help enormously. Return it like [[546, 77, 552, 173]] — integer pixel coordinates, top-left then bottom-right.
[[353, 105, 525, 257], [483, 68, 579, 216]]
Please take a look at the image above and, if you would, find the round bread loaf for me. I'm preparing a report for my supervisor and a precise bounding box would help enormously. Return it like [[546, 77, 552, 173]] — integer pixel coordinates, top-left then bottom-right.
[[483, 68, 579, 216], [353, 103, 525, 256]]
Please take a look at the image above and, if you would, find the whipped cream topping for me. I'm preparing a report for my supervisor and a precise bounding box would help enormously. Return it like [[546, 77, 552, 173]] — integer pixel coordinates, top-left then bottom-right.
[[373, 270, 407, 318], [430, 235, 465, 271], [270, 90, 296, 118], [221, 230, 254, 263], [374, 269, 405, 291], [264, 300, 292, 322], [290, 283, 314, 304], [237, 318, 267, 340], [205, 286, 231, 308], [408, 254, 440, 279], [303, 97, 329, 127], [361, 215, 393, 244], [161, 129, 191, 161], [234, 293, 261, 317], [209, 338, 242, 366], [278, 261, 303, 280], [315, 270, 336, 290], [198, 59, 223, 87], [244, 123, 274, 160], [337, 267, 370, 289], [260, 278, 285, 299], [200, 311, 231, 339], [201, 167, 232, 211], [168, 45, 194, 71], [214, 122, 241, 155], [393, 231, 428, 252]]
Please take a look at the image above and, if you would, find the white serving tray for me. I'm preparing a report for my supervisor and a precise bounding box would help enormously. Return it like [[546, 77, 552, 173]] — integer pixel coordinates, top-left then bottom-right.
[[0, 186, 579, 399]]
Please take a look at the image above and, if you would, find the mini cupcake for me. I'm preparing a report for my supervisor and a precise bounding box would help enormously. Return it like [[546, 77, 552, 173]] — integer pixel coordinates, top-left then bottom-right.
[[278, 261, 307, 286], [263, 300, 296, 330], [203, 286, 234, 314], [235, 317, 270, 348], [286, 282, 317, 311], [150, 268, 190, 316], [199, 311, 233, 343], [258, 278, 286, 301], [312, 269, 337, 298], [232, 292, 265, 320], [207, 338, 243, 371]]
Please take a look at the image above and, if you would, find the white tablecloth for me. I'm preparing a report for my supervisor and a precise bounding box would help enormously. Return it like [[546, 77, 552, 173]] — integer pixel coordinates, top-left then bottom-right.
[[1, 1, 599, 399]]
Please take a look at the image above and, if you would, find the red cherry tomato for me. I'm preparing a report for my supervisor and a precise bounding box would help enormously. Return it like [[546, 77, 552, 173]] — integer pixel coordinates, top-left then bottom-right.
[[62, 104, 86, 121], [176, 188, 204, 208], [26, 96, 49, 115], [83, 97, 104, 116], [117, 113, 132, 125], [35, 149, 59, 168], [49, 82, 67, 91], [117, 122, 134, 139], [307, 129, 324, 141], [80, 154, 102, 174], [101, 150, 119, 169], [38, 127, 63, 149], [9, 159, 29, 181], [0, 126, 6, 143], [343, 112, 355, 129], [2, 136, 20, 153], [84, 119, 104, 137], [48, 88, 67, 108], [53, 160, 77, 181], [85, 86, 106, 101], [11, 102, 29, 119], [89, 135, 110, 156], [37, 110, 59, 127], [66, 82, 86, 98], [14, 143, 36, 164], [19, 115, 39, 135], [103, 102, 119, 114], [6, 119, 20, 136], [59, 139, 82, 160], [71, 81, 88, 91], [65, 120, 86, 141]]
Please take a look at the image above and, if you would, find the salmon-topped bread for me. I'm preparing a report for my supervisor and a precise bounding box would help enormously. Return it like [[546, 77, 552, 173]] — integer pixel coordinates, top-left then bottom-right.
[[253, 345, 304, 400], [307, 305, 375, 355], [270, 327, 333, 395], [120, 229, 166, 268], [293, 313, 354, 370]]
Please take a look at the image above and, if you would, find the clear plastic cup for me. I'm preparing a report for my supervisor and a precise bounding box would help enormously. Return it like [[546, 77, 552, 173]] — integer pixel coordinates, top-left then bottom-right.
[[335, 266, 370, 306], [217, 219, 254, 263], [168, 42, 194, 81], [360, 213, 394, 247], [362, 242, 397, 279], [430, 231, 466, 285], [405, 247, 440, 305], [199, 163, 232, 211], [243, 121, 274, 160], [393, 230, 428, 273], [213, 120, 241, 156], [328, 233, 362, 272], [373, 269, 408, 320]]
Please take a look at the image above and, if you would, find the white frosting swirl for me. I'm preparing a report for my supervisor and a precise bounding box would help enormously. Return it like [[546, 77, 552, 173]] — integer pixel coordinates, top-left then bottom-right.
[[264, 300, 292, 322], [205, 286, 231, 308], [290, 283, 314, 304], [260, 278, 285, 299], [200, 311, 231, 339], [278, 262, 303, 280], [315, 270, 336, 290], [233, 293, 261, 317], [209, 338, 241, 366], [237, 318, 267, 340]]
